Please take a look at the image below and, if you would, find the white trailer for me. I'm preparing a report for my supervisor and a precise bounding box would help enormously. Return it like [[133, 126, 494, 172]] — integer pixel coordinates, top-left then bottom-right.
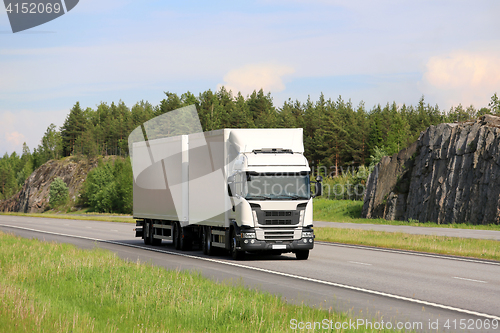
[[133, 128, 322, 260]]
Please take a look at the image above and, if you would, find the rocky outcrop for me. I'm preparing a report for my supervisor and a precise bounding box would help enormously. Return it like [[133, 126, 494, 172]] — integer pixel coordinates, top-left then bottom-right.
[[0, 157, 99, 213], [362, 114, 500, 225]]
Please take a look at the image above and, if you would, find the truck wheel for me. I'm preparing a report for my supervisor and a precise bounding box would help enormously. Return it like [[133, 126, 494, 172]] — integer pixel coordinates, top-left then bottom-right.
[[173, 222, 181, 250], [144, 220, 151, 245], [179, 229, 189, 251], [202, 227, 208, 255], [295, 250, 309, 260], [205, 228, 215, 256], [173, 222, 190, 251], [230, 229, 245, 260]]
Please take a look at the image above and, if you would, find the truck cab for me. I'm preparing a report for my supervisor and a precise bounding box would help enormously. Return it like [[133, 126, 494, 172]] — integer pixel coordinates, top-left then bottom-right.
[[225, 130, 320, 260]]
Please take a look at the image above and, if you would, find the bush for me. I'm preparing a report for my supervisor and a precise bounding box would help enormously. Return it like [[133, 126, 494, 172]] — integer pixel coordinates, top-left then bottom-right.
[[49, 177, 69, 208], [82, 158, 133, 214], [320, 165, 371, 201]]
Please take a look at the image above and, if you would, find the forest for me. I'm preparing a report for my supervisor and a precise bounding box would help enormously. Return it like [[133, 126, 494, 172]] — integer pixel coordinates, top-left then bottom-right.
[[1, 88, 499, 210]]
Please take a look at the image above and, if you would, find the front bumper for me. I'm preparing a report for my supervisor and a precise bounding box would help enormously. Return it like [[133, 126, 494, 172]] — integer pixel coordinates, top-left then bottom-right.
[[238, 237, 314, 252]]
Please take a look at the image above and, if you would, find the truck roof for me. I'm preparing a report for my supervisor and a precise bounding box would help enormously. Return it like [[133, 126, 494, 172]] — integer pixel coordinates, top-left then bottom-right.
[[227, 128, 304, 154]]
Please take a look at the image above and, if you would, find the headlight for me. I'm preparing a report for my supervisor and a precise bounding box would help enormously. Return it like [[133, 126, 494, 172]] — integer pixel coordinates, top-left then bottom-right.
[[302, 231, 314, 238], [299, 210, 305, 223], [241, 232, 256, 239]]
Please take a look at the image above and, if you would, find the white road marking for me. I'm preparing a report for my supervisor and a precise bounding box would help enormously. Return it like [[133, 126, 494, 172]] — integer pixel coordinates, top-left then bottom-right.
[[1, 223, 499, 321], [453, 277, 487, 284], [110, 230, 118, 232], [348, 261, 372, 266], [317, 241, 500, 266], [86, 227, 92, 229], [64, 224, 70, 226]]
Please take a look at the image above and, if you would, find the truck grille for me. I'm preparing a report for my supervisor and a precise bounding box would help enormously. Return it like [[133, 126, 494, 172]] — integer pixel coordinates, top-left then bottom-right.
[[266, 211, 292, 217], [263, 228, 295, 241], [263, 219, 293, 225], [262, 211, 297, 225]]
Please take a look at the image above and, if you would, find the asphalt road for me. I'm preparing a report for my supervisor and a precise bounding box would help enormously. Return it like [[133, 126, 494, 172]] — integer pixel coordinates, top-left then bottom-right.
[[1, 215, 499, 333], [53, 214, 500, 240]]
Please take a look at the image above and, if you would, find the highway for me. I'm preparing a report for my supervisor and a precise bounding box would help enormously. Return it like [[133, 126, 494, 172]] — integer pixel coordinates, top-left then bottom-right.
[[1, 215, 499, 332]]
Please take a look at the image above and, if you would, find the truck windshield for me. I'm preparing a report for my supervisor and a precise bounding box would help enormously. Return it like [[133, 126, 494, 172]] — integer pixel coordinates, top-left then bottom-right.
[[243, 172, 310, 200]]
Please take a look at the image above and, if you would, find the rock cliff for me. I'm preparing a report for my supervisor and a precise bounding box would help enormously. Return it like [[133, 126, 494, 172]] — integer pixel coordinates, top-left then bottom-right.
[[0, 157, 98, 213], [362, 114, 500, 225]]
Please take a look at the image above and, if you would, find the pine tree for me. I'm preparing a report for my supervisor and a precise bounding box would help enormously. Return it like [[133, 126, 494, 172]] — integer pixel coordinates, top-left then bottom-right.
[[488, 93, 500, 115], [40, 124, 63, 160], [246, 89, 277, 128], [61, 102, 87, 156]]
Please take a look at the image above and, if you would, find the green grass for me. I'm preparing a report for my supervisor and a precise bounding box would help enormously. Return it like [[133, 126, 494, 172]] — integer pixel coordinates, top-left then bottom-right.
[[0, 211, 135, 223], [314, 199, 500, 261], [315, 228, 500, 261], [314, 198, 500, 231], [0, 231, 404, 333]]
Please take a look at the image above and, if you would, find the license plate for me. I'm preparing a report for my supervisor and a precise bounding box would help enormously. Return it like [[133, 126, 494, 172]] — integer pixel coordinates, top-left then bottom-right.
[[272, 245, 286, 249]]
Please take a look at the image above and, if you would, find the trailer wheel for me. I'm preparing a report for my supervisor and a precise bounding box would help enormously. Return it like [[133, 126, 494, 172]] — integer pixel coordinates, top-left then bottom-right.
[[230, 229, 245, 260], [205, 227, 215, 256], [143, 219, 151, 245], [295, 250, 309, 260], [173, 222, 190, 251], [201, 227, 208, 255], [173, 222, 181, 250], [179, 229, 189, 251]]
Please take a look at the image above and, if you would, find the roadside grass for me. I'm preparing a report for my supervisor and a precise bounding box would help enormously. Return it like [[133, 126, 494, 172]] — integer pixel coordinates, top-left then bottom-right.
[[0, 232, 403, 333], [314, 199, 500, 231], [315, 227, 500, 261], [0, 212, 135, 224]]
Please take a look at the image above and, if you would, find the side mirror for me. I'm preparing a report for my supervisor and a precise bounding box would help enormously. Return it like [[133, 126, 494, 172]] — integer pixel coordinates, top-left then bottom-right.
[[311, 175, 323, 198], [314, 182, 323, 197]]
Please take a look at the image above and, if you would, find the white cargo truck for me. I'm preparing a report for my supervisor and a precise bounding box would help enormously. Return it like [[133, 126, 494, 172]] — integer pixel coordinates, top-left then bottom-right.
[[133, 128, 322, 260]]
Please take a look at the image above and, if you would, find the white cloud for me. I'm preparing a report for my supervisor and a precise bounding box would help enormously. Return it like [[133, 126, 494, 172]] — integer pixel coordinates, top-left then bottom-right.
[[421, 51, 500, 108], [0, 109, 67, 155], [217, 64, 295, 97], [5, 132, 25, 146]]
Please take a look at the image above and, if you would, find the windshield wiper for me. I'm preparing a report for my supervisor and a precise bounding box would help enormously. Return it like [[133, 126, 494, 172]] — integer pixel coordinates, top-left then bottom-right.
[[274, 195, 309, 200], [246, 195, 272, 200]]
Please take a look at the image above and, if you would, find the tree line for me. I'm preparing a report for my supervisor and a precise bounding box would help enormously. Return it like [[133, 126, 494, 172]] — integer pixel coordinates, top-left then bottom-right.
[[1, 88, 499, 202]]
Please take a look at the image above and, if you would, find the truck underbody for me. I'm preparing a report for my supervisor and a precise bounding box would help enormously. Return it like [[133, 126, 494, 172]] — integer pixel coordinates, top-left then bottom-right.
[[135, 218, 314, 260]]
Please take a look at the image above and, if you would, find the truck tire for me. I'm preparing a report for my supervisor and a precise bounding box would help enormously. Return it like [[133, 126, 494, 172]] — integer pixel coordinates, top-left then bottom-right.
[[173, 222, 190, 251], [173, 222, 181, 250], [230, 229, 245, 260], [201, 227, 208, 255], [179, 230, 189, 251], [205, 227, 215, 256], [295, 250, 309, 260], [143, 220, 151, 245]]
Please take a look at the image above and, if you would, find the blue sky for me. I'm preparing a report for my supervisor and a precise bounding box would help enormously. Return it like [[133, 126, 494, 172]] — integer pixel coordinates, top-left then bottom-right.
[[1, 0, 500, 155]]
